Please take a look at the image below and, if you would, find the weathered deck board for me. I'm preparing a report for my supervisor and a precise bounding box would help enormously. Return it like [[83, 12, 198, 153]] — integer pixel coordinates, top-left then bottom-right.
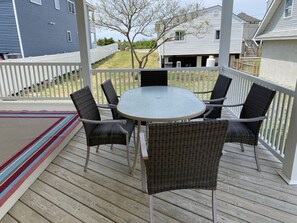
[[2, 122, 297, 223]]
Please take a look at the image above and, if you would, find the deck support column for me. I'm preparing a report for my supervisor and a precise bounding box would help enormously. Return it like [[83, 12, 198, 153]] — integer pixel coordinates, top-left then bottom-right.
[[219, 0, 234, 67], [76, 0, 93, 90], [279, 81, 297, 184]]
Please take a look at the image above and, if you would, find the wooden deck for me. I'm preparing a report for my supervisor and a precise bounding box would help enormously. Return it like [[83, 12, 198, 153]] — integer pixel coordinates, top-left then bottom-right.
[[2, 121, 297, 222]]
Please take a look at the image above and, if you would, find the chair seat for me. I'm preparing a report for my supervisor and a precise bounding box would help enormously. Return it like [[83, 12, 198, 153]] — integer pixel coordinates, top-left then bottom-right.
[[89, 120, 135, 146], [225, 122, 257, 146]]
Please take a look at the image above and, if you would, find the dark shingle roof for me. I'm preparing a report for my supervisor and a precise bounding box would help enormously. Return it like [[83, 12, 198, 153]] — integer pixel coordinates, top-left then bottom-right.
[[237, 12, 261, 23]]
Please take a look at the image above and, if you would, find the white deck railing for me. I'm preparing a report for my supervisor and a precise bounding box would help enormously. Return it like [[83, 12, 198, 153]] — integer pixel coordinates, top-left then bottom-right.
[[0, 62, 83, 100], [92, 67, 219, 104], [0, 64, 295, 163], [222, 66, 295, 160]]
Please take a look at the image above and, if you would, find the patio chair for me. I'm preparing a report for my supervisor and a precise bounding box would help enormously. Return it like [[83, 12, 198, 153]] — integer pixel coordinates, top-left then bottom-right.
[[140, 70, 168, 87], [140, 120, 229, 223], [208, 83, 276, 171], [70, 86, 135, 172], [101, 79, 121, 119], [193, 74, 232, 119]]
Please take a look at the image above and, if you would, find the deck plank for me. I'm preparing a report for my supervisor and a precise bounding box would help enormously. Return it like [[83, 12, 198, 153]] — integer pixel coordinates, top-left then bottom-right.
[[2, 125, 297, 223]]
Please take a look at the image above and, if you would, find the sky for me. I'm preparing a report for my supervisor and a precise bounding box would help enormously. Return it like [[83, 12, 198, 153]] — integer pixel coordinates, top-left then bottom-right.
[[94, 0, 268, 41]]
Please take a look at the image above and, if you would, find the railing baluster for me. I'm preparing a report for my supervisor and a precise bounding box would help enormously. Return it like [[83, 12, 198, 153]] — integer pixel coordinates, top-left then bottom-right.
[[280, 95, 293, 155]]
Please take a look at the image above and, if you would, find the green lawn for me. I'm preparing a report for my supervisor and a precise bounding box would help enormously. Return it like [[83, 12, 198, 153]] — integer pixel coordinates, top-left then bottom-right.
[[92, 51, 159, 69]]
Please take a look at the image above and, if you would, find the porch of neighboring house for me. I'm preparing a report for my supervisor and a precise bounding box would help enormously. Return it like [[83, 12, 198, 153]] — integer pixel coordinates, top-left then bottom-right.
[[1, 0, 297, 222]]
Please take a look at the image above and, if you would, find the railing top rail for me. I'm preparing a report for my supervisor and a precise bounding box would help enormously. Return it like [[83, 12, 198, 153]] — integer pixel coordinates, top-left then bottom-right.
[[92, 66, 219, 73], [0, 62, 82, 66], [223, 66, 296, 96]]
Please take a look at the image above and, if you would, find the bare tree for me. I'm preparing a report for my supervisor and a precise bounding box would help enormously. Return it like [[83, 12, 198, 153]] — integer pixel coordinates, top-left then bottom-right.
[[96, 0, 208, 68]]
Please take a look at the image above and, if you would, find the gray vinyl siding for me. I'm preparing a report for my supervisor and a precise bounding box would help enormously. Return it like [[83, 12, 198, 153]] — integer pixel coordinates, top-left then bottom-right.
[[0, 0, 21, 54], [264, 0, 297, 34], [15, 0, 79, 57]]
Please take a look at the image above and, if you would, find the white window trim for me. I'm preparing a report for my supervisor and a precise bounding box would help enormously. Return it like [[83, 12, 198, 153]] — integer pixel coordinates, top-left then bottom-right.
[[174, 31, 186, 42], [67, 31, 72, 42], [67, 0, 75, 14], [54, 0, 60, 10], [30, 0, 42, 5], [284, 0, 294, 18]]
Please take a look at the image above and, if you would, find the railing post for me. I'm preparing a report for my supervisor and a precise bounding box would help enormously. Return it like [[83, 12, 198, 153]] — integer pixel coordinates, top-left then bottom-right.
[[218, 0, 234, 67], [76, 0, 93, 90], [279, 80, 297, 184]]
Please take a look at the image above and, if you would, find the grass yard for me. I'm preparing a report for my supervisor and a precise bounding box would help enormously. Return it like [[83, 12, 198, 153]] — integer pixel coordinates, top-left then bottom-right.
[[92, 51, 159, 69]]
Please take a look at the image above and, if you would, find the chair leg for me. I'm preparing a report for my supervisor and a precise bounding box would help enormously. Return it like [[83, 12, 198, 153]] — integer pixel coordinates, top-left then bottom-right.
[[149, 195, 154, 223], [126, 134, 131, 172], [84, 146, 91, 172], [96, 145, 100, 153], [212, 190, 217, 223], [240, 143, 244, 152], [254, 145, 261, 171], [110, 144, 114, 150]]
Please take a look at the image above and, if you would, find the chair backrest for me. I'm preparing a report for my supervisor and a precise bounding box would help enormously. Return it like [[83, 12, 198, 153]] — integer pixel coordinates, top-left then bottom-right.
[[210, 74, 232, 104], [70, 86, 101, 144], [146, 120, 228, 195], [140, 70, 168, 87], [240, 83, 276, 135], [101, 79, 120, 119]]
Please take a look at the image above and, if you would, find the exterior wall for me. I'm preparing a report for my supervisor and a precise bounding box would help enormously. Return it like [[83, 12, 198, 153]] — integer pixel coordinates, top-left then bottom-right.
[[15, 0, 79, 57], [159, 7, 244, 57], [0, 0, 21, 55], [264, 0, 297, 34], [259, 40, 297, 88]]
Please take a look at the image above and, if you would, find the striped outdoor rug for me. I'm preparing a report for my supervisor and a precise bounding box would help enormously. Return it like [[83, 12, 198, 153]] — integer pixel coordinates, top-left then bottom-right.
[[0, 111, 80, 207]]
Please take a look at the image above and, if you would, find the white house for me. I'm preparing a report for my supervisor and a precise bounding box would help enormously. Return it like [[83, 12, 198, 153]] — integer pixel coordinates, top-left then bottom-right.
[[254, 0, 297, 88], [157, 5, 245, 68]]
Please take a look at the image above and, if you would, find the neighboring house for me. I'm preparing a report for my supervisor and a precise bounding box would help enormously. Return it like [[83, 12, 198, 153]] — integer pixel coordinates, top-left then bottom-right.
[[254, 0, 297, 88], [237, 12, 261, 57], [0, 0, 96, 59], [157, 5, 245, 68]]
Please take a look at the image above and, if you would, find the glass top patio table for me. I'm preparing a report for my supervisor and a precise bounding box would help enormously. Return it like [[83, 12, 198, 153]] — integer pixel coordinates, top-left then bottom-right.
[[117, 86, 206, 122], [117, 86, 206, 179]]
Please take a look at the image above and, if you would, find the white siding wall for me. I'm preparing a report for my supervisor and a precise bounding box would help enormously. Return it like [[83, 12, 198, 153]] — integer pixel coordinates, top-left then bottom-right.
[[259, 40, 297, 88], [160, 7, 243, 56], [264, 0, 297, 34]]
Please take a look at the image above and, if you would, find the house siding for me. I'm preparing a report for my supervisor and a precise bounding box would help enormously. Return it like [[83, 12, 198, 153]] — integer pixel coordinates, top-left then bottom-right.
[[259, 40, 297, 88], [0, 0, 21, 55], [160, 7, 243, 56], [15, 0, 79, 57], [264, 0, 297, 34]]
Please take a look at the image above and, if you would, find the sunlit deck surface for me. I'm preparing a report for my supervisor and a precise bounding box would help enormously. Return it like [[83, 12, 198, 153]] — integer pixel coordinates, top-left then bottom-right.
[[1, 109, 297, 223]]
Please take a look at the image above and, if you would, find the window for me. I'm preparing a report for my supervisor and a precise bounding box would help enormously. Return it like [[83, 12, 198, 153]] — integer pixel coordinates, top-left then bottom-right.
[[175, 31, 185, 41], [67, 31, 72, 42], [215, 30, 220, 40], [285, 0, 293, 17], [54, 0, 60, 10], [30, 0, 42, 5], [67, 0, 75, 14]]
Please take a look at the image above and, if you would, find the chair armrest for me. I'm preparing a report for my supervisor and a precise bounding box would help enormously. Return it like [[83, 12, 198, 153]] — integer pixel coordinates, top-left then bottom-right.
[[203, 107, 214, 119], [79, 118, 127, 125], [206, 103, 244, 108], [97, 104, 117, 109], [140, 133, 148, 160], [193, 90, 213, 94], [203, 97, 227, 103], [219, 116, 267, 123]]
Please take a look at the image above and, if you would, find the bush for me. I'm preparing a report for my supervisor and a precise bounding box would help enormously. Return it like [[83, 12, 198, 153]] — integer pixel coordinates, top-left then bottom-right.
[[97, 38, 115, 46]]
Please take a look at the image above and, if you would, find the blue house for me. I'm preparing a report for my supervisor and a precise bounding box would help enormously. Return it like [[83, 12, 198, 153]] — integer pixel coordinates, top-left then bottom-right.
[[0, 0, 96, 59]]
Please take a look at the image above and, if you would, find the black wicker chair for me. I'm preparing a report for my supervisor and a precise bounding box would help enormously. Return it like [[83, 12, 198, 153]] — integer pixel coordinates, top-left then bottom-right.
[[208, 83, 276, 171], [70, 86, 135, 172], [101, 79, 121, 119], [140, 70, 168, 87], [194, 74, 232, 119], [140, 121, 229, 223]]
